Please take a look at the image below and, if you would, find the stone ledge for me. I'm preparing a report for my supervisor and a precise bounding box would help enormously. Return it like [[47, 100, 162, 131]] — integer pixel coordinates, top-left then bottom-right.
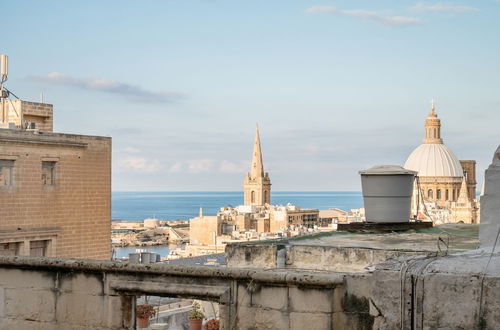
[[0, 256, 344, 287]]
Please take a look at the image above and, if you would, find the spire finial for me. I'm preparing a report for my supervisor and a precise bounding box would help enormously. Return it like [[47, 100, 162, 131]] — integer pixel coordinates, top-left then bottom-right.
[[430, 99, 436, 114]]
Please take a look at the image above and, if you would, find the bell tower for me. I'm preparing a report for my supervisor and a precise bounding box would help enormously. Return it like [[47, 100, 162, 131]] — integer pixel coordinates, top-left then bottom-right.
[[243, 126, 271, 206], [423, 100, 443, 144]]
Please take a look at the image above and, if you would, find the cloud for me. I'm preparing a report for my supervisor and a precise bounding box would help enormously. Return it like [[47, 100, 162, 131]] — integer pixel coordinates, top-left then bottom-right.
[[186, 159, 214, 173], [168, 162, 183, 173], [29, 72, 181, 103], [410, 2, 479, 13], [219, 160, 248, 173], [124, 147, 141, 153], [305, 5, 421, 26], [120, 157, 163, 173]]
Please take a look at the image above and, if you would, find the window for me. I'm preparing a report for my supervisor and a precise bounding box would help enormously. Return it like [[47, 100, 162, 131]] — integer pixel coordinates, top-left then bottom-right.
[[0, 160, 14, 186], [251, 191, 255, 204], [428, 189, 433, 199], [42, 161, 56, 186], [30, 240, 49, 257], [0, 242, 20, 256], [445, 189, 449, 201], [437, 189, 442, 200], [264, 190, 268, 203]]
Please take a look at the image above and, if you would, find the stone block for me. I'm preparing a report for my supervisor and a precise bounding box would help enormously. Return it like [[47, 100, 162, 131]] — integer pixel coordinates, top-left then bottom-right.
[[58, 272, 104, 295], [55, 292, 108, 328], [234, 305, 257, 329], [289, 286, 333, 313], [0, 269, 54, 289], [251, 286, 288, 310], [254, 308, 289, 330], [290, 312, 331, 330], [4, 288, 55, 322]]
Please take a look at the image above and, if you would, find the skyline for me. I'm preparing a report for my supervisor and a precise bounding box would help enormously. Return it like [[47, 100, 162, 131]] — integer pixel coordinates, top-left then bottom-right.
[[3, 0, 500, 191]]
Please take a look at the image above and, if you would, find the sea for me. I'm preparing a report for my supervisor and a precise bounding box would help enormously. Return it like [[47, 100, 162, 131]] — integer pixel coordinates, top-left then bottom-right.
[[112, 191, 363, 221], [112, 191, 363, 258]]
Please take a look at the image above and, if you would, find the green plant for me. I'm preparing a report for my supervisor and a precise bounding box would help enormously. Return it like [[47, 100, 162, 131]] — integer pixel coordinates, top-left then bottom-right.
[[136, 304, 156, 318], [188, 302, 205, 320]]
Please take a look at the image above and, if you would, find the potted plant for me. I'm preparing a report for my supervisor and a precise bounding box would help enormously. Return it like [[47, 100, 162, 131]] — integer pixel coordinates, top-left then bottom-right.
[[188, 302, 205, 330], [206, 318, 220, 330], [136, 304, 156, 329]]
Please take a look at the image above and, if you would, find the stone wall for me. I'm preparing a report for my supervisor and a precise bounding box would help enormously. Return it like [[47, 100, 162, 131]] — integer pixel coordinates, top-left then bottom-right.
[[225, 243, 431, 272], [0, 129, 111, 259], [0, 255, 499, 329], [5, 100, 53, 132]]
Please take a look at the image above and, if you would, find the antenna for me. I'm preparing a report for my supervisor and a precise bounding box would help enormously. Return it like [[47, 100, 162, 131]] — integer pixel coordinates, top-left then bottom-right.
[[1, 54, 8, 124], [0, 54, 8, 99]]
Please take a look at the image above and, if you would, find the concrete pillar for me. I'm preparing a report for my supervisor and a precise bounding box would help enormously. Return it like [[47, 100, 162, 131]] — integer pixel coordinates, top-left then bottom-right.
[[480, 145, 500, 251]]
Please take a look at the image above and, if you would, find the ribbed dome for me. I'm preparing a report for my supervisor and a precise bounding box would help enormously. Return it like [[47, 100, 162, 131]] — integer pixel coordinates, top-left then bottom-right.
[[404, 144, 463, 177]]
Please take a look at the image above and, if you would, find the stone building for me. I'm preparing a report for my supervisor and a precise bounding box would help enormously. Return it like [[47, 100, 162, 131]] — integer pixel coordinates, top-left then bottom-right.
[[243, 126, 271, 206], [0, 100, 111, 259], [189, 128, 319, 250], [404, 102, 478, 223]]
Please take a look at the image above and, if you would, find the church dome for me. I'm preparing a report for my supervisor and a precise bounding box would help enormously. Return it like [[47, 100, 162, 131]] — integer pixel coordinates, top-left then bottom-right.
[[404, 143, 463, 177]]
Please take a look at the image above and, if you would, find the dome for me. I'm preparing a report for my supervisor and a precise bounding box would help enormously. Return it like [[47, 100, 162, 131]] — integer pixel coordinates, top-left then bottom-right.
[[404, 143, 463, 177]]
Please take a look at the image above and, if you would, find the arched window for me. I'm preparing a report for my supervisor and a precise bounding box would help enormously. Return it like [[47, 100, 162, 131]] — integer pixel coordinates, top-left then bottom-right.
[[251, 191, 255, 203], [428, 189, 433, 199], [264, 190, 268, 203], [452, 189, 456, 201], [437, 189, 442, 200], [433, 128, 437, 138], [445, 189, 449, 201]]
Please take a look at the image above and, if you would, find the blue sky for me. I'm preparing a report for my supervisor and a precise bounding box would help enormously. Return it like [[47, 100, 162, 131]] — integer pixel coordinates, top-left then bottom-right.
[[3, 0, 500, 191]]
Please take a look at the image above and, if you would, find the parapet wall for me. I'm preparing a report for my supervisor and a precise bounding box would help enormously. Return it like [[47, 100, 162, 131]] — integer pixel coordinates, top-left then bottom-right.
[[0, 254, 499, 329], [225, 243, 432, 272]]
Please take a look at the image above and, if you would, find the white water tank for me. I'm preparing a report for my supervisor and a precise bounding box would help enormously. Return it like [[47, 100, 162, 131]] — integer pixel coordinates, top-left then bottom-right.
[[359, 165, 417, 223]]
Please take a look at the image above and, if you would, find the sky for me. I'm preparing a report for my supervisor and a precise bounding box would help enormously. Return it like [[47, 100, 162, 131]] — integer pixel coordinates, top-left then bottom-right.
[[2, 0, 500, 191]]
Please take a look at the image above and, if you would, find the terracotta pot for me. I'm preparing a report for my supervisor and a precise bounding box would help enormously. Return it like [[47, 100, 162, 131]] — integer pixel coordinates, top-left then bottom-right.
[[189, 318, 203, 330], [137, 316, 150, 328]]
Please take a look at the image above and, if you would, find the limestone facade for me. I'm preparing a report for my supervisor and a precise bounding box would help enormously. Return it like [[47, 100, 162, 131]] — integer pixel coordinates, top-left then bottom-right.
[[405, 103, 478, 223], [1, 100, 53, 132], [0, 101, 111, 260]]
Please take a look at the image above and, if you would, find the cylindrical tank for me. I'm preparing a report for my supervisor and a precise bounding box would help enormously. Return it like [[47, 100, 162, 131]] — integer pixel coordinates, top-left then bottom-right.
[[359, 165, 417, 223], [140, 252, 152, 264], [128, 253, 140, 264]]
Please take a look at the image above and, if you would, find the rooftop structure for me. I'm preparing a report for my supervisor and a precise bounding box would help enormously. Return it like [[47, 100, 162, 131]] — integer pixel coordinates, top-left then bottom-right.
[[0, 56, 111, 259]]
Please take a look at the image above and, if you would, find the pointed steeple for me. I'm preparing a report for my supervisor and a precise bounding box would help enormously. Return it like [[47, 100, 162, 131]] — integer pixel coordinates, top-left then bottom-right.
[[457, 175, 470, 203], [250, 125, 264, 179], [243, 126, 271, 206]]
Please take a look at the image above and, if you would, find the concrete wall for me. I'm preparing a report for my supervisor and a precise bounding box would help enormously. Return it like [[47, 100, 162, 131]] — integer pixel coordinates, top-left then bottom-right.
[[226, 243, 431, 272], [189, 216, 220, 245], [0, 129, 111, 260], [0, 255, 499, 329], [5, 100, 53, 132]]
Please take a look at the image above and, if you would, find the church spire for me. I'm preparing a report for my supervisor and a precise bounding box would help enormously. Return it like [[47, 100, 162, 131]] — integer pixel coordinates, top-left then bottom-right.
[[250, 125, 264, 179], [457, 175, 470, 203], [243, 125, 271, 206], [423, 99, 443, 144]]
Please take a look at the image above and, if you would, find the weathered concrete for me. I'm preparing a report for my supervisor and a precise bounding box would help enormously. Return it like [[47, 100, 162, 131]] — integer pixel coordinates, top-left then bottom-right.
[[480, 145, 500, 252], [226, 224, 480, 272], [0, 253, 499, 329]]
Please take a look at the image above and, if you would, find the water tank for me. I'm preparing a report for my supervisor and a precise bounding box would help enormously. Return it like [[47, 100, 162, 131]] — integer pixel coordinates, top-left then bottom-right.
[[140, 252, 152, 264], [359, 165, 417, 223], [128, 253, 140, 264]]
